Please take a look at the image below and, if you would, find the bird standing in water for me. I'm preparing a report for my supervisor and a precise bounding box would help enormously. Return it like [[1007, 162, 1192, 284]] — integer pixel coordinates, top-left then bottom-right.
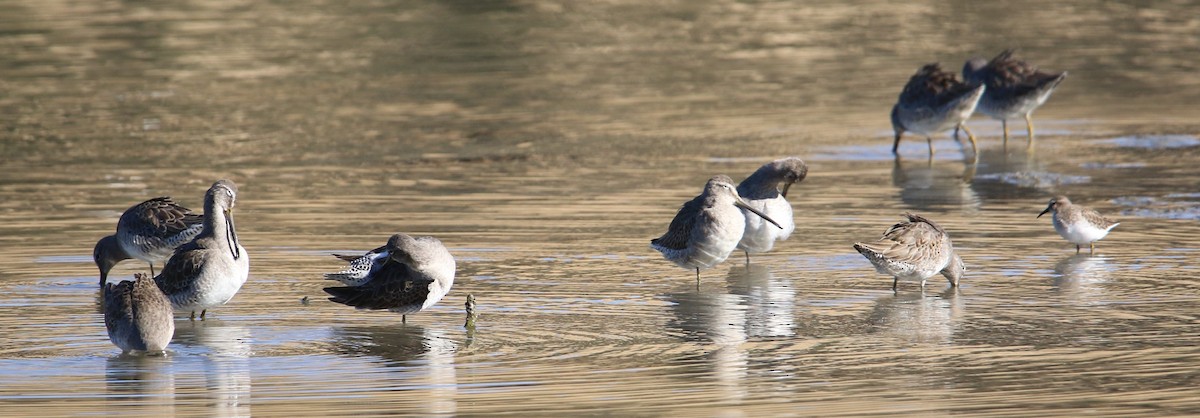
[[962, 49, 1067, 148], [94, 197, 203, 286], [735, 157, 808, 263], [1038, 196, 1119, 254], [103, 272, 175, 354], [853, 213, 964, 290], [324, 233, 457, 323], [891, 63, 985, 159], [651, 175, 783, 284], [154, 180, 249, 320]]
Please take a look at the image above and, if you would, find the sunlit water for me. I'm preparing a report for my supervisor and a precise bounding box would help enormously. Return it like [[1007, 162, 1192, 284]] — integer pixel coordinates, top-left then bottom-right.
[[2, 0, 1199, 416]]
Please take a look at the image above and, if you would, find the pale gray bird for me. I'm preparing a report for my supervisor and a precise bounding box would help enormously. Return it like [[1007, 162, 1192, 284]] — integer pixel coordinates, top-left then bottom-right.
[[1038, 196, 1119, 254], [736, 157, 808, 262], [651, 175, 783, 283], [154, 180, 249, 320]]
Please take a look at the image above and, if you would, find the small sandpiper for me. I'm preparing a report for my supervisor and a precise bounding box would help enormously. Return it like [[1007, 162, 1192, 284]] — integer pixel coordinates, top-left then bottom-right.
[[651, 175, 783, 283], [962, 49, 1067, 146], [891, 63, 985, 158], [154, 180, 250, 320], [1038, 196, 1119, 254], [94, 197, 204, 286], [853, 213, 964, 290], [103, 272, 175, 354], [323, 233, 456, 323], [735, 157, 808, 262]]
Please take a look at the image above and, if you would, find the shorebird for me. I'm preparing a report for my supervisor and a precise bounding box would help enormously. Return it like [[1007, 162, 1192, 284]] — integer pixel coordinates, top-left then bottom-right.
[[891, 63, 985, 158], [94, 197, 204, 286], [1038, 196, 1119, 254], [853, 213, 964, 290], [651, 175, 783, 283], [323, 233, 456, 323], [962, 50, 1067, 146], [736, 157, 807, 262], [154, 180, 249, 320], [103, 272, 175, 354]]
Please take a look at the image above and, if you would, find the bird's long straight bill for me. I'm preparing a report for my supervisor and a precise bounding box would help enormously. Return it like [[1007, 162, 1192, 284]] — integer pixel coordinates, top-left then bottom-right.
[[734, 199, 783, 229], [225, 209, 241, 259], [781, 182, 792, 198]]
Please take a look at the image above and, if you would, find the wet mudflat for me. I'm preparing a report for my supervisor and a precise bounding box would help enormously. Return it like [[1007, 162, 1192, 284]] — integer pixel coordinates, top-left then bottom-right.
[[1, 0, 1199, 416]]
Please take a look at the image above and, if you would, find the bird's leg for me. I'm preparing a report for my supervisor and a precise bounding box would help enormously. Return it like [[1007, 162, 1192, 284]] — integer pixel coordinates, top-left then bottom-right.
[[892, 131, 904, 154], [1025, 113, 1035, 145], [200, 309, 207, 320], [744, 251, 750, 265], [189, 311, 196, 321], [926, 136, 935, 157], [149, 263, 156, 277], [959, 124, 979, 161], [402, 315, 407, 324], [1090, 243, 1095, 254], [695, 267, 701, 290], [892, 277, 899, 291], [1076, 245, 1081, 254], [920, 279, 927, 288], [1002, 119, 1010, 146]]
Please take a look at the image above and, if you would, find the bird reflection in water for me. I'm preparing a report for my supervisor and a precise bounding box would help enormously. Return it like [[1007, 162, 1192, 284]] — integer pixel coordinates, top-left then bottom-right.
[[891, 154, 980, 212], [331, 325, 460, 416], [866, 288, 963, 345], [1052, 253, 1114, 305], [171, 321, 252, 417], [105, 354, 176, 416]]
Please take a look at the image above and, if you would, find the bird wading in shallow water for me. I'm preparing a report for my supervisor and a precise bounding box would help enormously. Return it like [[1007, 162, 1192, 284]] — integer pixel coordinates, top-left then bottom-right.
[[853, 213, 964, 290], [154, 180, 249, 320], [1038, 196, 1118, 254], [651, 175, 783, 285], [891, 63, 985, 160], [94, 197, 204, 287], [735, 157, 808, 263], [963, 49, 1067, 148], [103, 272, 174, 354], [324, 233, 456, 323]]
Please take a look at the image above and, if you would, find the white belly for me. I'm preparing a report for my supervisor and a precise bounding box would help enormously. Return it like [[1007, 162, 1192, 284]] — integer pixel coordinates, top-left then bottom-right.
[[179, 246, 250, 311], [1054, 217, 1114, 245], [738, 197, 794, 254]]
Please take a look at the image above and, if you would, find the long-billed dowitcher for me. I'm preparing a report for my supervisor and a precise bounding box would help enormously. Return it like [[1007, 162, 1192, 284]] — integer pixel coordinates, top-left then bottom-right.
[[736, 157, 808, 262], [1038, 196, 1118, 254], [154, 180, 249, 320], [324, 233, 456, 323], [891, 63, 985, 158], [104, 272, 175, 354], [651, 175, 783, 283], [853, 213, 964, 290], [94, 197, 204, 286], [963, 50, 1067, 146]]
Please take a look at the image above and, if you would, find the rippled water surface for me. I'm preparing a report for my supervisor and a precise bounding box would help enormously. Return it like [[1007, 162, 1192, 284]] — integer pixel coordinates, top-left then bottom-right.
[[2, 0, 1200, 416]]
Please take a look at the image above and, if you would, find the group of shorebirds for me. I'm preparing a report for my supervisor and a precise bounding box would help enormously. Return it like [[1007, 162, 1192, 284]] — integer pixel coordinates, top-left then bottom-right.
[[95, 180, 456, 354], [649, 50, 1117, 288], [92, 50, 1117, 356]]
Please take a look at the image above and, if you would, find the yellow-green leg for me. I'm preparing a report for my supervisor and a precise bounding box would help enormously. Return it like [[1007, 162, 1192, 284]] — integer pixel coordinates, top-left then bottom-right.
[[959, 123, 979, 159], [1025, 113, 1035, 147]]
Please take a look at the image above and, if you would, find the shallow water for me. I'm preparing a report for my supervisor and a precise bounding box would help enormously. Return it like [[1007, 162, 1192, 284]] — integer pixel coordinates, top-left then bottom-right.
[[2, 0, 1200, 416]]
